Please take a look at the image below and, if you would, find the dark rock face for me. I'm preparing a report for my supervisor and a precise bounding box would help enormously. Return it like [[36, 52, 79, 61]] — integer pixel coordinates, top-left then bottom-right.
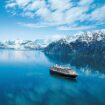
[[44, 39, 72, 55], [0, 42, 6, 49], [44, 30, 105, 56]]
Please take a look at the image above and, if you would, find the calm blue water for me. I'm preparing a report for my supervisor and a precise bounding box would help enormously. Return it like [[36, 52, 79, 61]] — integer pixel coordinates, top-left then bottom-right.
[[0, 50, 105, 105]]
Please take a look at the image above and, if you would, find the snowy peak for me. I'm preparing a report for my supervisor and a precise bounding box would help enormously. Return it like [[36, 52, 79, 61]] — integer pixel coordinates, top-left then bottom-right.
[[44, 30, 105, 55], [65, 30, 105, 43], [0, 39, 53, 50], [0, 36, 62, 50]]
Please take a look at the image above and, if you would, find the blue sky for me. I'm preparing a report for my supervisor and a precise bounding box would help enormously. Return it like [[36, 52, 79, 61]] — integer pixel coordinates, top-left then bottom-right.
[[0, 0, 105, 40]]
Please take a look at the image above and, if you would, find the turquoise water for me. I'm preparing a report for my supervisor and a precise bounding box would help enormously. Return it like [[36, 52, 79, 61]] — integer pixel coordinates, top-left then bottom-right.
[[0, 50, 105, 105]]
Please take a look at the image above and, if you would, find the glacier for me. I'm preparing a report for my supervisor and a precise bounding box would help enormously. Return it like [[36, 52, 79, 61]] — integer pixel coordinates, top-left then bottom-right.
[[0, 39, 55, 50]]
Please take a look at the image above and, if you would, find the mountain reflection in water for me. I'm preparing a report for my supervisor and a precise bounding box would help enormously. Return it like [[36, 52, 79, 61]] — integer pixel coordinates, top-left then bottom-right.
[[44, 53, 105, 74]]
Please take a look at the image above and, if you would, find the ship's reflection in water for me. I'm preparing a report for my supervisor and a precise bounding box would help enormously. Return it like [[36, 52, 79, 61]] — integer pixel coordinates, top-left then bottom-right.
[[0, 50, 105, 105]]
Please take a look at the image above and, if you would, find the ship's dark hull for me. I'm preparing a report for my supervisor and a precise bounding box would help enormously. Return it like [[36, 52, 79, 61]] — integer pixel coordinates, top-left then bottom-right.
[[50, 69, 78, 79]]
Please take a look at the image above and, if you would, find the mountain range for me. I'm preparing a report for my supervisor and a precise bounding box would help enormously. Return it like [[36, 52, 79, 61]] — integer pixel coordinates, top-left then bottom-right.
[[44, 30, 105, 56], [1, 29, 105, 56], [0, 39, 54, 50]]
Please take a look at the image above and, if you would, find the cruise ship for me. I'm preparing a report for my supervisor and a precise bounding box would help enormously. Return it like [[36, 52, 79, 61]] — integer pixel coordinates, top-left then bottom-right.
[[50, 64, 78, 79]]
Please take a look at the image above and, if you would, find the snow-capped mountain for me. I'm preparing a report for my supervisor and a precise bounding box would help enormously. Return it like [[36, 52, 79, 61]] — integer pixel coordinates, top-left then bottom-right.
[[0, 37, 62, 50], [65, 30, 105, 43], [44, 30, 105, 56], [0, 39, 53, 50]]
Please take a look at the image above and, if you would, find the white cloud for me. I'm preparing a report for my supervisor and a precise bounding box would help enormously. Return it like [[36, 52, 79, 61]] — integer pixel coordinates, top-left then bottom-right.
[[17, 21, 64, 28], [48, 0, 71, 11], [79, 0, 94, 6], [6, 0, 31, 8], [65, 6, 88, 24], [21, 11, 34, 18], [90, 5, 105, 22], [24, 0, 46, 11], [5, 2, 16, 8], [36, 7, 50, 19], [58, 25, 96, 31], [18, 22, 47, 28], [15, 0, 30, 6], [5, 0, 105, 31]]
